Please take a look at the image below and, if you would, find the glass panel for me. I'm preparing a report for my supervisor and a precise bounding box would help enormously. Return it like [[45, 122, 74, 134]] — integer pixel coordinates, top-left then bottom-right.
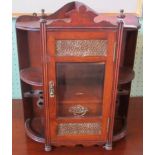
[[57, 122, 102, 135], [56, 62, 105, 117], [56, 40, 108, 56]]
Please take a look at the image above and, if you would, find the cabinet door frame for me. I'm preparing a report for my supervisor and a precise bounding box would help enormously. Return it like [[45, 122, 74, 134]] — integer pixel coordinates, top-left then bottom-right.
[[46, 31, 116, 142]]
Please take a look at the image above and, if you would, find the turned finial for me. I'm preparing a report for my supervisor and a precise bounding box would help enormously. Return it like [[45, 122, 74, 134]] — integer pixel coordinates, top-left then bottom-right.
[[41, 9, 45, 16], [40, 9, 47, 23], [41, 9, 46, 19], [118, 9, 125, 18]]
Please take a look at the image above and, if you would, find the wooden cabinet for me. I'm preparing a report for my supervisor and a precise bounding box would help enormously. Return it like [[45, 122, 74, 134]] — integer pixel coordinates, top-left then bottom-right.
[[16, 1, 140, 151]]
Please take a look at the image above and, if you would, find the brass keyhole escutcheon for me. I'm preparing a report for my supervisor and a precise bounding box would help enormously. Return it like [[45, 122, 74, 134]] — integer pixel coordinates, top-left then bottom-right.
[[49, 81, 54, 97]]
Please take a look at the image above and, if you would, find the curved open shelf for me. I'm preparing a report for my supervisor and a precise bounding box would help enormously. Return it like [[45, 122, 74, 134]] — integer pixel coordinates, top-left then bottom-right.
[[25, 117, 127, 143], [119, 67, 135, 85], [113, 116, 127, 142], [25, 117, 126, 143], [20, 67, 43, 86], [113, 127, 127, 142], [25, 118, 45, 143], [20, 67, 134, 87]]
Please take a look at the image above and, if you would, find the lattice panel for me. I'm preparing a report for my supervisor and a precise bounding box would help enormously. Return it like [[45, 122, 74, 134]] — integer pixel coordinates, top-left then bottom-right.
[[56, 40, 108, 56], [58, 122, 102, 135]]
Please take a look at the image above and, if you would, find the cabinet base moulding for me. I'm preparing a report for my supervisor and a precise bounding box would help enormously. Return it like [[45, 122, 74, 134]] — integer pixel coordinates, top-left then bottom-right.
[[25, 117, 127, 145]]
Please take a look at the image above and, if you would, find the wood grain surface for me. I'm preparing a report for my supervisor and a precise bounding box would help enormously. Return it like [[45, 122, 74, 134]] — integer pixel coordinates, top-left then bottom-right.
[[12, 97, 143, 155]]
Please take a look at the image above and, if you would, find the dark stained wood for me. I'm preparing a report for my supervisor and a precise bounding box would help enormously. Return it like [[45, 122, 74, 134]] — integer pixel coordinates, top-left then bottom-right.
[[47, 3, 116, 28], [11, 100, 129, 144], [119, 67, 135, 84], [55, 56, 107, 62], [25, 118, 45, 143], [16, 15, 39, 22], [113, 128, 127, 142], [107, 20, 124, 148], [16, 16, 140, 31], [28, 31, 42, 68], [123, 30, 139, 68], [115, 30, 139, 140], [16, 29, 34, 121], [56, 117, 102, 122], [46, 30, 117, 144], [19, 66, 135, 87], [12, 97, 143, 155], [16, 2, 140, 31], [15, 1, 140, 151], [40, 19, 51, 148], [94, 14, 140, 29], [20, 68, 43, 86]]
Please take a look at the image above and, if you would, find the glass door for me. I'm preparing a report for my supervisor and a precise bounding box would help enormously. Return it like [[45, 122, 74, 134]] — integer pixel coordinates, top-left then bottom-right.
[[56, 62, 105, 136], [47, 32, 116, 141], [56, 62, 105, 118]]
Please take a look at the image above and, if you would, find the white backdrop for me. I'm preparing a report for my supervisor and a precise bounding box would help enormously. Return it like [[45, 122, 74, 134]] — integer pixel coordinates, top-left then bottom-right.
[[12, 0, 139, 14]]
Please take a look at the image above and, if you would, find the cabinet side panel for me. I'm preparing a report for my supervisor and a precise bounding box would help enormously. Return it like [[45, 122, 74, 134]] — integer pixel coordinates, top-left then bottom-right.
[[16, 29, 33, 120], [28, 31, 42, 68], [123, 30, 138, 68]]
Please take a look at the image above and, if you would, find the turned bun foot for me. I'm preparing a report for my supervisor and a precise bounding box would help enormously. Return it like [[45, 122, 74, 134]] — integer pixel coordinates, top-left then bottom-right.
[[45, 145, 52, 152], [103, 143, 112, 151]]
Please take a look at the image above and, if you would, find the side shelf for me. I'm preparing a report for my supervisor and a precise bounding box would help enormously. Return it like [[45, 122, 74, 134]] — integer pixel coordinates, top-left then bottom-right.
[[119, 67, 135, 85], [20, 67, 43, 86], [20, 66, 135, 86], [25, 118, 45, 143], [20, 66, 135, 143]]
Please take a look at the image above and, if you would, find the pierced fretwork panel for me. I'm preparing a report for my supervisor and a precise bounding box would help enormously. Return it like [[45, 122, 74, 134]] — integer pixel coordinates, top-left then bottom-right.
[[56, 40, 108, 56], [57, 122, 101, 135]]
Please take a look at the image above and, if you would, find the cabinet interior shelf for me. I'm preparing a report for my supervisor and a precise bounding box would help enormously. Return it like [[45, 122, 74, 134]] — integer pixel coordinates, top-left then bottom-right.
[[20, 67, 135, 87], [119, 67, 135, 85], [20, 67, 43, 86]]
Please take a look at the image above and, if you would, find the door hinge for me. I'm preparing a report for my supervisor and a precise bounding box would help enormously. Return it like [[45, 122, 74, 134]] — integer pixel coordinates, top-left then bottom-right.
[[106, 117, 110, 133]]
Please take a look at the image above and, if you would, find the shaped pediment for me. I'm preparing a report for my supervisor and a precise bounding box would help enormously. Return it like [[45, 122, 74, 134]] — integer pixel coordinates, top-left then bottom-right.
[[46, 1, 116, 28]]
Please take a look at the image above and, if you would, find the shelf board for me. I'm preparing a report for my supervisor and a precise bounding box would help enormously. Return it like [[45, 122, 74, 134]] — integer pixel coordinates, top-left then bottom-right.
[[25, 118, 45, 143], [20, 67, 43, 86], [25, 116, 126, 143], [20, 67, 134, 86], [16, 15, 140, 31], [119, 67, 135, 84], [113, 116, 127, 142]]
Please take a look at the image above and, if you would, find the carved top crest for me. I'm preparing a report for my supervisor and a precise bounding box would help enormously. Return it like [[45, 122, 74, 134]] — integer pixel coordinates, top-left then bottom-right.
[[16, 1, 140, 30], [46, 2, 115, 28]]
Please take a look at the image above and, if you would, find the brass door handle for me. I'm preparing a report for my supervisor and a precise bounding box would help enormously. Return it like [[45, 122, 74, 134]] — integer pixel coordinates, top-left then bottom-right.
[[49, 81, 54, 97]]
